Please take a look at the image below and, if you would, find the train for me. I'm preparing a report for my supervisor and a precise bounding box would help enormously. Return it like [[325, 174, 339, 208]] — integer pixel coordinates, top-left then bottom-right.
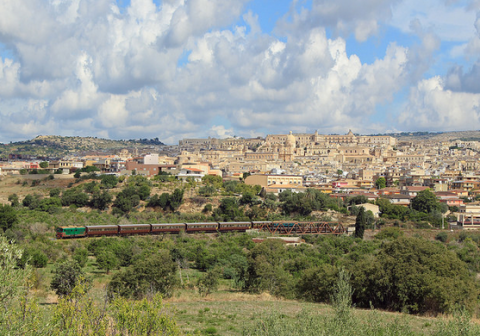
[[55, 221, 346, 239]]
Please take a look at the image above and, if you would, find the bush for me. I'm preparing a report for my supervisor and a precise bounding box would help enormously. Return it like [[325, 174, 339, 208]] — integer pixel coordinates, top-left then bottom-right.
[[204, 327, 217, 335], [198, 185, 216, 197], [18, 248, 48, 268], [73, 248, 88, 268], [108, 250, 177, 299], [0, 204, 18, 232], [435, 231, 448, 243], [374, 227, 403, 240], [51, 260, 89, 297], [197, 268, 221, 297], [202, 204, 213, 213], [350, 237, 478, 314]]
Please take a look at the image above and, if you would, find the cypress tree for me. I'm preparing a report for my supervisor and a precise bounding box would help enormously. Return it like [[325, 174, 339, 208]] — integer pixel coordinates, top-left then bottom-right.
[[354, 206, 366, 239]]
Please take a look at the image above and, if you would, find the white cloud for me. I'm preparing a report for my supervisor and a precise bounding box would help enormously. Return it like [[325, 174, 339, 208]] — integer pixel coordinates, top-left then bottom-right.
[[208, 125, 234, 138], [391, 0, 476, 42], [398, 76, 480, 130], [278, 0, 400, 42], [0, 0, 476, 143], [97, 95, 129, 128]]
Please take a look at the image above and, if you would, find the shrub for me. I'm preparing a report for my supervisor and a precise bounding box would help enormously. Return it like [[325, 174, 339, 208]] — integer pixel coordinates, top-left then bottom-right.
[[435, 231, 448, 243], [0, 204, 18, 232], [202, 204, 213, 213], [374, 227, 403, 240], [73, 248, 88, 268], [51, 260, 89, 297], [108, 250, 177, 299]]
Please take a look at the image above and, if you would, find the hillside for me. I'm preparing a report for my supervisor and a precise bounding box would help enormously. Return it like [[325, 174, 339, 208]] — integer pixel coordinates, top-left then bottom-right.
[[0, 135, 165, 159], [375, 130, 480, 142]]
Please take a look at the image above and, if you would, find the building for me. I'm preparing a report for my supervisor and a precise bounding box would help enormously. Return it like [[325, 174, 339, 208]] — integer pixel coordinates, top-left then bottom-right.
[[457, 204, 480, 229], [245, 174, 303, 188]]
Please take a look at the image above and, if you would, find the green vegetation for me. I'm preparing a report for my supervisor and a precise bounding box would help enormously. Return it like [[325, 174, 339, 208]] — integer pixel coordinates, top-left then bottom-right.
[[50, 260, 89, 297], [375, 177, 386, 189], [0, 135, 166, 159], [354, 207, 366, 239], [0, 204, 18, 231], [2, 172, 480, 334]]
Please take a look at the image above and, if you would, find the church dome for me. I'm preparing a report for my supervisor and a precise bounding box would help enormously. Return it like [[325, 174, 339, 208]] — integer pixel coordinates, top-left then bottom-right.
[[285, 131, 295, 148]]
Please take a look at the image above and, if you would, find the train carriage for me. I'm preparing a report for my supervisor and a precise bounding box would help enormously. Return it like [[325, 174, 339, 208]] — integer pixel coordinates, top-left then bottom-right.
[[218, 222, 251, 232], [151, 223, 186, 234], [118, 224, 151, 235], [185, 222, 218, 233], [85, 225, 119, 237], [56, 226, 86, 239]]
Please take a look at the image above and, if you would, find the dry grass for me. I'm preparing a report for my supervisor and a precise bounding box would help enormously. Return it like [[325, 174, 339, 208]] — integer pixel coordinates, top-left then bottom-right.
[[168, 289, 446, 336]]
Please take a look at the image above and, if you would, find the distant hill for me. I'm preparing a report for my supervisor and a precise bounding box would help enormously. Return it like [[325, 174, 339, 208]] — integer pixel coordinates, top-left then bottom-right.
[[0, 135, 165, 159], [369, 130, 480, 142]]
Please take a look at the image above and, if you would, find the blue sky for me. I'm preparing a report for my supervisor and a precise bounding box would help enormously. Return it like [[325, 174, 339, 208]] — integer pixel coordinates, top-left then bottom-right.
[[0, 0, 479, 144]]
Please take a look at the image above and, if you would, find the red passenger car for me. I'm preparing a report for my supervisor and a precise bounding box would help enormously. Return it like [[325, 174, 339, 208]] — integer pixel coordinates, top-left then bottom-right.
[[185, 222, 218, 233], [118, 224, 151, 235], [85, 225, 119, 237], [151, 223, 185, 234], [218, 222, 251, 232]]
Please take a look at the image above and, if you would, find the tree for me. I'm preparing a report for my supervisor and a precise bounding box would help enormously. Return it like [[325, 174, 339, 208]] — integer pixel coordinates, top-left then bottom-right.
[[90, 190, 113, 210], [51, 260, 89, 297], [0, 237, 45, 335], [411, 189, 442, 214], [350, 237, 478, 314], [375, 177, 386, 189], [61, 188, 89, 207], [22, 194, 41, 210], [198, 185, 216, 197], [38, 197, 62, 213], [297, 264, 338, 303], [138, 184, 151, 200], [244, 239, 292, 297], [197, 268, 221, 296], [213, 197, 244, 221], [240, 191, 257, 206], [202, 175, 223, 188], [0, 237, 31, 305], [18, 248, 48, 268], [39, 161, 49, 169], [100, 174, 118, 189], [108, 250, 177, 299], [169, 188, 184, 211], [84, 181, 99, 193], [8, 194, 19, 207], [82, 165, 100, 173], [96, 250, 119, 274], [354, 207, 366, 239], [49, 188, 61, 198], [73, 248, 88, 268], [0, 204, 18, 232]]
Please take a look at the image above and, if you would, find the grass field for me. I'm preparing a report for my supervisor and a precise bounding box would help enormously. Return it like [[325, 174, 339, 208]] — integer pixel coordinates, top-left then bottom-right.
[[167, 291, 457, 336]]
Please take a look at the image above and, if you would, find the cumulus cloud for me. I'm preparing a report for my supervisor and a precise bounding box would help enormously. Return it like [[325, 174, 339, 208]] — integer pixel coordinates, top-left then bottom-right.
[[398, 77, 480, 131], [390, 0, 476, 42], [278, 0, 400, 42], [208, 125, 235, 138], [0, 0, 477, 144]]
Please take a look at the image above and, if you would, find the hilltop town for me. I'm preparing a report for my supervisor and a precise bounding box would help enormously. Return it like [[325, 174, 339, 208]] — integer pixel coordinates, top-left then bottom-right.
[[1, 130, 480, 228]]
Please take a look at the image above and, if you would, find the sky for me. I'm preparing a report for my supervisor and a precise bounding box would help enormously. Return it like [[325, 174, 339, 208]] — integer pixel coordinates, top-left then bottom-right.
[[1, 0, 480, 144]]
